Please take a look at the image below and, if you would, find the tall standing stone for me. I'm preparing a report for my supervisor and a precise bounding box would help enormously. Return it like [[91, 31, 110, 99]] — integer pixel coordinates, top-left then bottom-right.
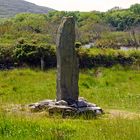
[[56, 17, 79, 102]]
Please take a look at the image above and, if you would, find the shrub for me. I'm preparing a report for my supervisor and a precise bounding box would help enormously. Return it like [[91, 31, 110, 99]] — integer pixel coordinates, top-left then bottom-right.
[[78, 48, 136, 68], [0, 44, 15, 69], [13, 42, 56, 68], [0, 43, 140, 69]]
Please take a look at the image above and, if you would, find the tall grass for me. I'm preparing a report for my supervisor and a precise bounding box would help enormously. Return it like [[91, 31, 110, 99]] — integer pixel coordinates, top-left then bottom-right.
[[0, 66, 140, 139], [79, 66, 140, 112], [0, 66, 140, 111], [0, 113, 140, 140]]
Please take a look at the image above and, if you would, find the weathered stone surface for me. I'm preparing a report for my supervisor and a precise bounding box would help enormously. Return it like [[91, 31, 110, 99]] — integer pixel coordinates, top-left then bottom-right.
[[29, 99, 55, 112], [78, 106, 102, 114], [78, 97, 87, 101], [56, 17, 79, 102], [55, 100, 68, 106], [48, 105, 77, 116], [68, 99, 97, 108], [29, 97, 103, 117], [86, 102, 97, 107]]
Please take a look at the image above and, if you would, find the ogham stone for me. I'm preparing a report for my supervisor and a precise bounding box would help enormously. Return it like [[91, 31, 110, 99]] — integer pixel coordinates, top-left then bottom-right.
[[56, 17, 79, 102], [29, 17, 103, 117]]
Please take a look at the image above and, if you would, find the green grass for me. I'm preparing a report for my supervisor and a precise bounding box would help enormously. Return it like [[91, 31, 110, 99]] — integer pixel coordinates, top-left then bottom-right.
[[0, 113, 140, 140], [0, 69, 56, 104], [0, 66, 140, 139], [80, 67, 140, 112], [0, 66, 140, 111]]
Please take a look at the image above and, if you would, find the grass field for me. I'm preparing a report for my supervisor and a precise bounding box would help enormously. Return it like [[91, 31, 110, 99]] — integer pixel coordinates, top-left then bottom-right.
[[0, 66, 140, 140]]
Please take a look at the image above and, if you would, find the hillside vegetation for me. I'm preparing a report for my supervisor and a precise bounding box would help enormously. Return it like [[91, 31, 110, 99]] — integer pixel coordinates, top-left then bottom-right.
[[0, 4, 140, 69], [0, 3, 140, 45], [0, 0, 53, 18]]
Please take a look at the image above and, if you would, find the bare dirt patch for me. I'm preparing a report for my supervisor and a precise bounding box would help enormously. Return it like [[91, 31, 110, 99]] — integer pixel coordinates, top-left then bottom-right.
[[107, 109, 140, 119]]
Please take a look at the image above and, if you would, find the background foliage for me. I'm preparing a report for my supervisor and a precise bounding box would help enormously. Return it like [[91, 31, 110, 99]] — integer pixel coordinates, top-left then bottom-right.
[[0, 4, 140, 68]]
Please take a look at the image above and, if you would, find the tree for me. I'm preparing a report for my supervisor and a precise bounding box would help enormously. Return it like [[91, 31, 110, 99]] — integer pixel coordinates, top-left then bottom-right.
[[129, 25, 140, 49], [130, 4, 140, 14]]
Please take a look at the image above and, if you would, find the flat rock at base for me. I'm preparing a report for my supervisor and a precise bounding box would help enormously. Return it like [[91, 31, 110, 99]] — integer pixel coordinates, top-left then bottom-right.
[[77, 100, 88, 107], [87, 103, 97, 107], [55, 100, 68, 106], [28, 97, 103, 117], [29, 99, 55, 112], [48, 105, 77, 117], [78, 107, 103, 115]]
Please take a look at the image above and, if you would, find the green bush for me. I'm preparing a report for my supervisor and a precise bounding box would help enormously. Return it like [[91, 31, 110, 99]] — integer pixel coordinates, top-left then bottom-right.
[[0, 44, 15, 69], [78, 48, 136, 68], [13, 42, 56, 67], [0, 43, 140, 69]]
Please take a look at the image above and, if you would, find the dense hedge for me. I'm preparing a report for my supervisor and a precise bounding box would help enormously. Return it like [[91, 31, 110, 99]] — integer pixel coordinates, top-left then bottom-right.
[[14, 43, 56, 68], [0, 43, 140, 69], [0, 44, 15, 69], [78, 48, 138, 68]]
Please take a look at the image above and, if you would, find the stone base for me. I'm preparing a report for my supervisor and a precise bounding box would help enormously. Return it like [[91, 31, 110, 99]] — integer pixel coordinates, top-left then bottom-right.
[[29, 97, 103, 118]]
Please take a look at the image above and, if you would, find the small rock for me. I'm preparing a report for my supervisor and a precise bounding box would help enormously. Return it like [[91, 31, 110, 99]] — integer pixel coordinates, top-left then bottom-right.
[[39, 99, 55, 106], [55, 100, 68, 106], [78, 106, 103, 116], [69, 103, 78, 108], [48, 105, 77, 117], [78, 97, 87, 101], [95, 109, 102, 115], [29, 100, 55, 112], [87, 102, 97, 107], [30, 105, 40, 112], [77, 100, 88, 108], [86, 106, 102, 112]]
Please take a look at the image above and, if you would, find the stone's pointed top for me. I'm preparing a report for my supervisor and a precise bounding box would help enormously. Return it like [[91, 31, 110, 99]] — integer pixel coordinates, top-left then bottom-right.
[[56, 16, 75, 47], [63, 16, 74, 19], [58, 16, 75, 31], [62, 16, 75, 23]]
